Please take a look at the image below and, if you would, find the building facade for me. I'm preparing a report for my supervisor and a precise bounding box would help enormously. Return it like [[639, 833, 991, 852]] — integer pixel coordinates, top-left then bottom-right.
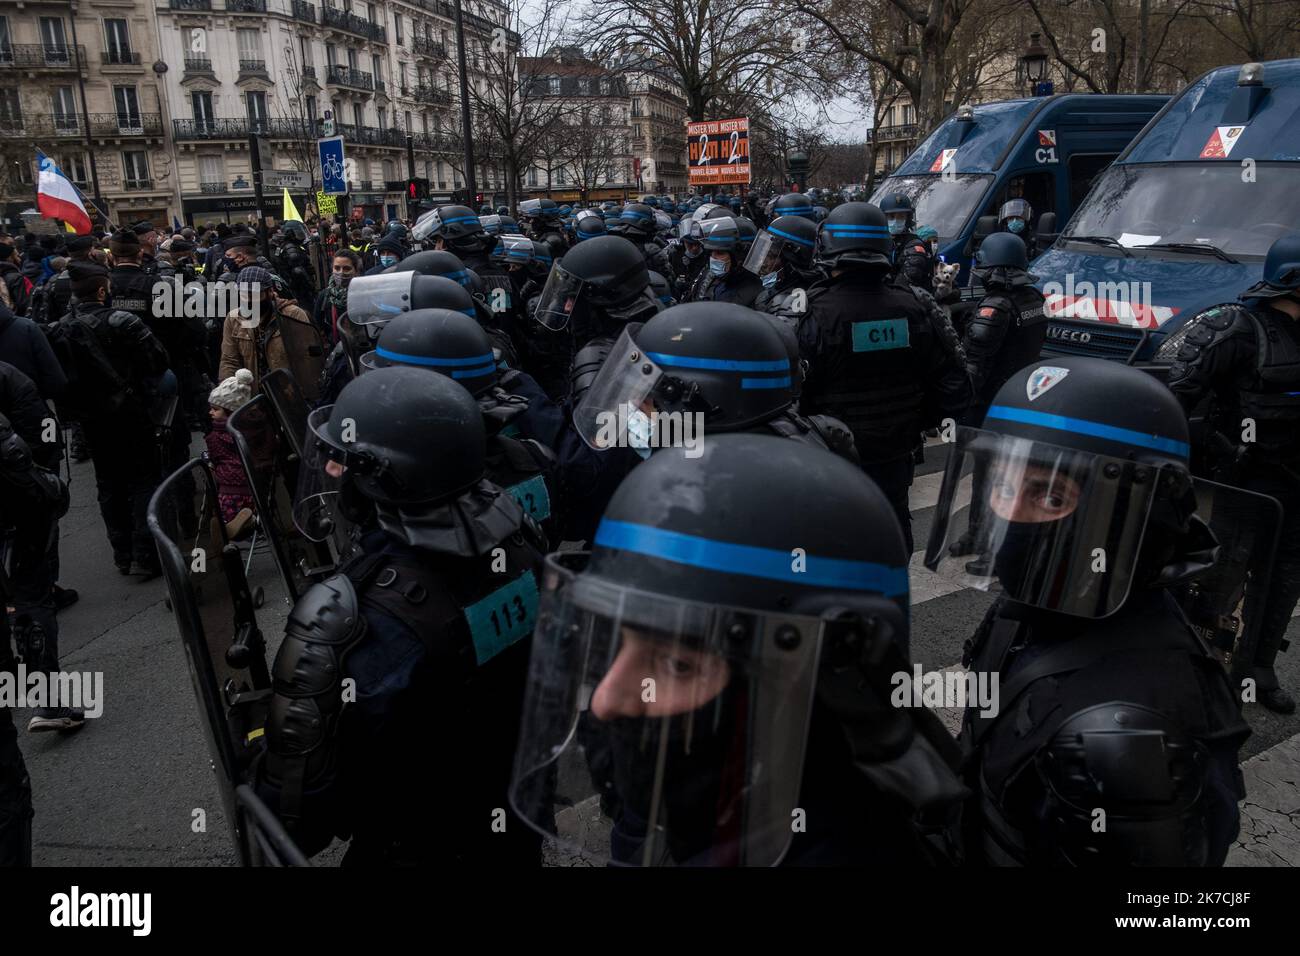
[[621, 54, 688, 194], [0, 0, 172, 230]]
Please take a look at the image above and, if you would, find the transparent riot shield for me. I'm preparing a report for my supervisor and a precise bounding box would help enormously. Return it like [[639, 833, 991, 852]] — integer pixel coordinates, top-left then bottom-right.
[[146, 458, 278, 866], [1174, 478, 1283, 686], [269, 308, 328, 405], [260, 367, 311, 458], [227, 393, 336, 602]]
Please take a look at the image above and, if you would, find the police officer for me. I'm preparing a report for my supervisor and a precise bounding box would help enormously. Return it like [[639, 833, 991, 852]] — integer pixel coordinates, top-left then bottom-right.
[[413, 204, 521, 347], [1168, 233, 1300, 713], [257, 367, 546, 866], [57, 260, 171, 576], [684, 217, 762, 307], [573, 301, 857, 461], [273, 221, 318, 309], [509, 432, 967, 865], [363, 308, 561, 542], [746, 214, 820, 323], [535, 235, 662, 405], [799, 202, 972, 552], [608, 202, 674, 281], [925, 357, 1249, 865], [517, 198, 570, 256], [107, 230, 154, 323], [996, 198, 1037, 259], [946, 233, 1049, 570], [667, 221, 708, 294], [879, 193, 934, 293], [572, 209, 607, 242]]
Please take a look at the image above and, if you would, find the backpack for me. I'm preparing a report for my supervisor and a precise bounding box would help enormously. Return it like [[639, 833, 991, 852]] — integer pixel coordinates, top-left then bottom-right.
[[45, 315, 136, 420]]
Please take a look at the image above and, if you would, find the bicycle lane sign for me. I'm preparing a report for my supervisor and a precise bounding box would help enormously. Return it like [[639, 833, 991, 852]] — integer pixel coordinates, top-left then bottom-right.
[[319, 136, 347, 195]]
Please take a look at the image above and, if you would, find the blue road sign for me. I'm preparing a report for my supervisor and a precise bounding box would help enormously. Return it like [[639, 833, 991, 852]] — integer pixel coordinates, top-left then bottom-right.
[[318, 136, 347, 196]]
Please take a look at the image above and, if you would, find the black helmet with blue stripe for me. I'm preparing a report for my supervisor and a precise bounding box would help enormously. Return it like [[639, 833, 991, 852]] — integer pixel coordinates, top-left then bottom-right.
[[509, 431, 924, 866], [571, 301, 797, 454], [611, 202, 657, 239], [773, 192, 816, 221], [816, 202, 891, 267], [362, 307, 498, 396], [924, 356, 1210, 618], [384, 249, 475, 290], [1243, 233, 1300, 300], [573, 209, 607, 241]]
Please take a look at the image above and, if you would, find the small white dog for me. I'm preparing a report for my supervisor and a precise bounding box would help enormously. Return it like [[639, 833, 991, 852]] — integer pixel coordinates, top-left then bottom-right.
[[933, 260, 961, 299]]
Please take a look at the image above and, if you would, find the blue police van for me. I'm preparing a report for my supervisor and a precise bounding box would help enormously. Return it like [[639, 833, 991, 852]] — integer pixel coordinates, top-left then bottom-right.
[[869, 94, 1168, 283], [1033, 59, 1300, 368]]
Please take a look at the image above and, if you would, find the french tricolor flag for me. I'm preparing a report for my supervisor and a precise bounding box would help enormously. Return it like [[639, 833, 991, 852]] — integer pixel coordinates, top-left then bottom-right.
[[36, 150, 92, 235]]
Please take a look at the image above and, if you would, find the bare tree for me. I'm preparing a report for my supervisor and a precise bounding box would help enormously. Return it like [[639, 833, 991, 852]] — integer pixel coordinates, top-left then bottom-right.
[[553, 99, 632, 202], [272, 40, 323, 205], [441, 0, 580, 211], [1187, 0, 1300, 62], [578, 0, 846, 121]]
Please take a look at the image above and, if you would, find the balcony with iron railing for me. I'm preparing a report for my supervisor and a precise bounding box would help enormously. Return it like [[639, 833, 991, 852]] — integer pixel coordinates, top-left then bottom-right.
[[226, 0, 267, 12], [0, 44, 89, 70], [865, 123, 917, 143], [292, 0, 317, 23], [326, 64, 374, 91], [239, 59, 269, 76], [334, 123, 405, 147], [412, 131, 456, 151], [375, 79, 387, 95], [301, 65, 317, 81], [175, 116, 405, 146], [199, 182, 227, 194], [413, 84, 452, 106], [413, 36, 447, 58], [184, 56, 213, 74], [91, 113, 163, 136], [169, 0, 213, 10], [322, 5, 386, 43], [384, 180, 407, 192], [123, 179, 154, 191], [103, 49, 142, 66], [353, 179, 374, 191]]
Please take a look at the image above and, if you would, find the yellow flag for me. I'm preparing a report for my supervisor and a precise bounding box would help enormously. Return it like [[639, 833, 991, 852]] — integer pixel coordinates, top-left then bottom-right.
[[64, 220, 77, 233], [283, 187, 303, 223]]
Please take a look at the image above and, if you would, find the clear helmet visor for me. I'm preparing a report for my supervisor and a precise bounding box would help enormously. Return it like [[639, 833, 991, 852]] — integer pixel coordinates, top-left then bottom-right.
[[509, 553, 822, 867], [533, 263, 586, 331], [292, 405, 346, 543], [571, 325, 663, 450], [742, 231, 782, 277], [923, 428, 1159, 618], [345, 273, 416, 327]]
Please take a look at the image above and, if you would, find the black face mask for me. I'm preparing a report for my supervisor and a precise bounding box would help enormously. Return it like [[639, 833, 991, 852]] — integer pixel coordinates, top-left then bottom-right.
[[601, 687, 740, 865], [991, 517, 1072, 604]]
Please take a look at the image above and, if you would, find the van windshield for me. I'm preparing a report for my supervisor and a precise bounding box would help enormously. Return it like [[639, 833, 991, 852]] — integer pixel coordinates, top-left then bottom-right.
[[870, 174, 992, 243], [1062, 163, 1300, 258]]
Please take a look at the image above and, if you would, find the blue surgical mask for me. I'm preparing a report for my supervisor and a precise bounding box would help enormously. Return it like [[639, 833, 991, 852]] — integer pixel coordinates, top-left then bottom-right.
[[380, 255, 398, 267], [760, 270, 780, 290], [626, 408, 653, 459], [887, 219, 907, 236], [1007, 218, 1025, 234], [709, 257, 728, 276]]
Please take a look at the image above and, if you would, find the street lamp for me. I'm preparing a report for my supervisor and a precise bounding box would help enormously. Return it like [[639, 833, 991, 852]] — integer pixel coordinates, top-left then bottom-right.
[[1018, 32, 1051, 97]]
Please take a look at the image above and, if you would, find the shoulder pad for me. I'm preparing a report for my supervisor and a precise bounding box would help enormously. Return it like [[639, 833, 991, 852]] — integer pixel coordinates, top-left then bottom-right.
[[1192, 303, 1253, 333], [284, 573, 364, 648], [106, 310, 142, 329]]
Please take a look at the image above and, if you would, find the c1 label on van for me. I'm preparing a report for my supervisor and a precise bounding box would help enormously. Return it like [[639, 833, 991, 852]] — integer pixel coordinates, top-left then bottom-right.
[[1036, 130, 1058, 164], [852, 319, 910, 352]]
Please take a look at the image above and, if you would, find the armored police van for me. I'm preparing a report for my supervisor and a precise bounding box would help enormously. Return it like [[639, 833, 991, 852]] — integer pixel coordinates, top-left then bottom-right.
[[870, 94, 1168, 283], [1034, 59, 1300, 368]]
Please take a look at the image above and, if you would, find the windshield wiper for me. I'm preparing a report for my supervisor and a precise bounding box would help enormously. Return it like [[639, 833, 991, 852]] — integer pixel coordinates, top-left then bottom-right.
[[1063, 235, 1132, 257], [1138, 242, 1240, 264]]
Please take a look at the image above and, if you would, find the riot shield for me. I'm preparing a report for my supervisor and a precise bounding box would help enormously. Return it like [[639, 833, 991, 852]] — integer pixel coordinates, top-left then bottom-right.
[[227, 394, 336, 602], [260, 367, 311, 458], [1174, 478, 1283, 686], [270, 308, 328, 405], [147, 458, 278, 866]]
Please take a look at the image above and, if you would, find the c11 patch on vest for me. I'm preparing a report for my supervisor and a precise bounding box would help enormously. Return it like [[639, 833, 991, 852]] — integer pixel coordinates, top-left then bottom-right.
[[852, 319, 910, 352], [462, 570, 538, 665], [506, 474, 551, 522]]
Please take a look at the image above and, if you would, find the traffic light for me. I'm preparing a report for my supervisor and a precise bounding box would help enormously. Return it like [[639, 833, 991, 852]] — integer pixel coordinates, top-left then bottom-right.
[[406, 178, 429, 201]]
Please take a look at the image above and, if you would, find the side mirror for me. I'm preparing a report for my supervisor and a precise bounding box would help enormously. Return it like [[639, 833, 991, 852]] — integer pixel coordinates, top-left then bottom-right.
[[1037, 211, 1058, 245]]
